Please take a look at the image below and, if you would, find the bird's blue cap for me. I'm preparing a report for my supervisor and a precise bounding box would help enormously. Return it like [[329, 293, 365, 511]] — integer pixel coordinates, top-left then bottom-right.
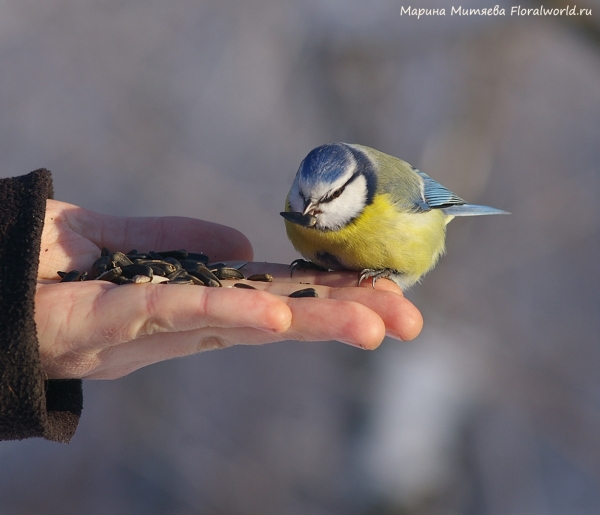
[[297, 143, 377, 206], [298, 143, 355, 187]]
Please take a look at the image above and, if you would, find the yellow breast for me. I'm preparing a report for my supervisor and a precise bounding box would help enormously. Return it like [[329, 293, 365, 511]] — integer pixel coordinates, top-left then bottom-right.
[[284, 193, 448, 286]]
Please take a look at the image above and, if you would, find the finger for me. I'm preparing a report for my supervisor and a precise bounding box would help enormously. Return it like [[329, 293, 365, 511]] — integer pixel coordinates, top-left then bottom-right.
[[35, 281, 292, 353], [50, 199, 254, 261], [83, 324, 303, 379], [218, 278, 419, 340], [85, 296, 389, 379], [218, 280, 388, 347], [284, 297, 386, 349], [329, 288, 423, 341]]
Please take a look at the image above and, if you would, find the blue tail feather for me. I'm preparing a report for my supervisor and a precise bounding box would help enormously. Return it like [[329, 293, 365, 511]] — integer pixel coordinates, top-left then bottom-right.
[[441, 204, 510, 216]]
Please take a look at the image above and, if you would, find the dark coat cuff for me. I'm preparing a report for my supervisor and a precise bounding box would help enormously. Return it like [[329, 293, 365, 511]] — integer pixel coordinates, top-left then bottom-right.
[[0, 169, 82, 443]]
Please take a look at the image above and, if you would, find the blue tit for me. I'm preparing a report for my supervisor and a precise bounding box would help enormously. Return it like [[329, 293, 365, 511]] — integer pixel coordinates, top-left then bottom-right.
[[280, 143, 508, 289]]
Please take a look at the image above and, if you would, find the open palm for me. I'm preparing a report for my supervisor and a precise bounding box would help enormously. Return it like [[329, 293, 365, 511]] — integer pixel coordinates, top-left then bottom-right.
[[35, 200, 422, 380]]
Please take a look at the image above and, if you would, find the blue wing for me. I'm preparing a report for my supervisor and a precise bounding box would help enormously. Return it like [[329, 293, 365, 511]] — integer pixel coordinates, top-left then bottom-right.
[[414, 169, 466, 210], [414, 169, 509, 216]]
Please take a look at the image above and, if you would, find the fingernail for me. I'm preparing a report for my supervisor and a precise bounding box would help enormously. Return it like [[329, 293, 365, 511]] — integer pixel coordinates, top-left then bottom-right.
[[385, 331, 405, 342], [341, 340, 367, 350]]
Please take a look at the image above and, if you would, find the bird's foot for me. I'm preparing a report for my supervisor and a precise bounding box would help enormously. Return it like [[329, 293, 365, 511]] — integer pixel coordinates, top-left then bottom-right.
[[358, 268, 397, 288], [289, 259, 329, 277]]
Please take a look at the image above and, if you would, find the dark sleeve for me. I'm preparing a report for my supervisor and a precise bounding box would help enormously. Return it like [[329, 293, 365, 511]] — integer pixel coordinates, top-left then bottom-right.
[[0, 169, 82, 443]]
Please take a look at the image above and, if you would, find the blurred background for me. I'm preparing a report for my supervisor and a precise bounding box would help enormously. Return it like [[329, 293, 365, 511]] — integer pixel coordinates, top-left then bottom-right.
[[1, 0, 600, 513]]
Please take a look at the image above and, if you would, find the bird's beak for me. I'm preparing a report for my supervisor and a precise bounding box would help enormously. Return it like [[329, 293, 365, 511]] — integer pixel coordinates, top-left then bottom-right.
[[279, 211, 318, 228], [302, 200, 318, 216]]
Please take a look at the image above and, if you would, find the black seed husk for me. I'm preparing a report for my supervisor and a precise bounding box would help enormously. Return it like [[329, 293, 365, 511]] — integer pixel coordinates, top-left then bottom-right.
[[59, 270, 81, 282], [91, 255, 111, 279], [233, 283, 257, 289], [189, 266, 222, 287], [149, 265, 167, 277], [97, 267, 122, 282], [288, 288, 318, 298], [121, 264, 154, 279], [247, 273, 273, 282], [110, 252, 134, 268], [168, 277, 194, 285], [55, 248, 234, 288], [156, 249, 189, 260], [213, 267, 245, 280], [161, 256, 182, 270], [186, 252, 209, 264]]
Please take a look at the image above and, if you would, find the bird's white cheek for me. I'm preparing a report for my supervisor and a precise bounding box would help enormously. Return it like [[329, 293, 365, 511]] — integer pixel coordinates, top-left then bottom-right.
[[317, 175, 368, 230]]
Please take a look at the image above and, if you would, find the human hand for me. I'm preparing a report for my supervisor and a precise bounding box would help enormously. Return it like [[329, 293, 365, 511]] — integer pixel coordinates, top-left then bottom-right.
[[36, 200, 423, 380]]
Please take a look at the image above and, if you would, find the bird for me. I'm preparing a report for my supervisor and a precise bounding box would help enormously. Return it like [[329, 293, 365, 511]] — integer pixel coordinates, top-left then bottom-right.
[[280, 142, 509, 290]]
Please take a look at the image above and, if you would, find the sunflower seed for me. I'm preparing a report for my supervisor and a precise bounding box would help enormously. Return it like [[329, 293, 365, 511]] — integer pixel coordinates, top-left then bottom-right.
[[247, 273, 273, 282], [97, 267, 122, 282], [59, 270, 82, 282], [110, 252, 134, 268], [213, 267, 245, 280], [233, 283, 257, 289], [91, 255, 111, 279], [121, 264, 153, 279], [188, 266, 222, 287], [167, 277, 194, 285], [288, 287, 318, 298], [56, 248, 240, 288], [132, 275, 152, 284], [156, 249, 189, 260], [186, 252, 209, 264]]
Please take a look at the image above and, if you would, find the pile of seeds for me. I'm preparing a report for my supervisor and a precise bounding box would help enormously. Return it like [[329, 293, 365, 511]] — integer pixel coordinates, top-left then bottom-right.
[[57, 248, 318, 297]]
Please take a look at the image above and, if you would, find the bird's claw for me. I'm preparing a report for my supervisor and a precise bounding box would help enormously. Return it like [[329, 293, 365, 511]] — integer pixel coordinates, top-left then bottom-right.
[[358, 269, 395, 288], [289, 259, 328, 277]]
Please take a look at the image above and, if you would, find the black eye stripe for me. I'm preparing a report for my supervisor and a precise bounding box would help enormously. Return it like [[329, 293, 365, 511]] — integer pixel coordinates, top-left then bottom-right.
[[323, 186, 344, 202], [321, 172, 362, 203]]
